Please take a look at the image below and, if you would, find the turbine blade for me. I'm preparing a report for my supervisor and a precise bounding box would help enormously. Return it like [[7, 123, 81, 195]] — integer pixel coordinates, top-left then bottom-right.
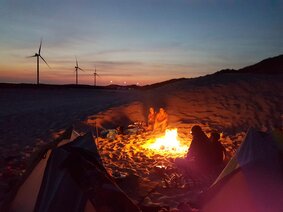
[[94, 72, 101, 78], [78, 67, 84, 71], [40, 56, 51, 69], [39, 39, 42, 54], [26, 55, 36, 58], [76, 57, 78, 67]]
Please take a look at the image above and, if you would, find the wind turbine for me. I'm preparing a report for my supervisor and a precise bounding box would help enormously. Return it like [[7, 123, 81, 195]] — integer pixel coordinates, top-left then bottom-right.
[[27, 39, 50, 85], [93, 66, 100, 86], [74, 57, 84, 85]]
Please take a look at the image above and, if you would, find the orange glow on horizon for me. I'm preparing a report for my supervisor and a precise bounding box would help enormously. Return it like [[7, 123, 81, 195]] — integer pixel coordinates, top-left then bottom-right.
[[0, 69, 158, 86], [0, 59, 192, 85]]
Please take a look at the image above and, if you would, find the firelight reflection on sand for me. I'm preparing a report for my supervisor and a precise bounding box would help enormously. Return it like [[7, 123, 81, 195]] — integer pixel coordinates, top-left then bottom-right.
[[142, 129, 188, 158]]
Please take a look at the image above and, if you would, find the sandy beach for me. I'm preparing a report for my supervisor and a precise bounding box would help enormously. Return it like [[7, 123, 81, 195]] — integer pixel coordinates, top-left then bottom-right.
[[1, 0, 282, 210], [0, 72, 283, 210]]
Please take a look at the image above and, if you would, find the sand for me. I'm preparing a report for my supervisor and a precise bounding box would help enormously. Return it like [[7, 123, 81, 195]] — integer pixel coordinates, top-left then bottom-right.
[[0, 73, 283, 210]]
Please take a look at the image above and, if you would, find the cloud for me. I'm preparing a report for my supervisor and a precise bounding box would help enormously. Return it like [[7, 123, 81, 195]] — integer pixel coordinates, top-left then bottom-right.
[[94, 60, 143, 67], [99, 73, 132, 77]]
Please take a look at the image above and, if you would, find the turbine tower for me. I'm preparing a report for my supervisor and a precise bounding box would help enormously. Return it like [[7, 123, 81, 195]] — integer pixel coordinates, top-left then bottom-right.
[[74, 57, 84, 85], [27, 39, 50, 85], [93, 66, 100, 86]]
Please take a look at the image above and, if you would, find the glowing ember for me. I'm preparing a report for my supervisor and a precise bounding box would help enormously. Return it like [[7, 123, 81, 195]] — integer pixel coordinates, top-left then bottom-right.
[[143, 129, 188, 157]]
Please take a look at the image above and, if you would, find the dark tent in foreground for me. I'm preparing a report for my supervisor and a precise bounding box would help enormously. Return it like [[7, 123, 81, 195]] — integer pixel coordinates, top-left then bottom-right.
[[6, 128, 140, 212], [202, 128, 283, 212]]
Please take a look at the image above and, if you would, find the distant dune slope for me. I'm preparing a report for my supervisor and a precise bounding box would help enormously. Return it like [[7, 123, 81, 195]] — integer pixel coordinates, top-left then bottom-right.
[[143, 73, 283, 135], [215, 54, 283, 75]]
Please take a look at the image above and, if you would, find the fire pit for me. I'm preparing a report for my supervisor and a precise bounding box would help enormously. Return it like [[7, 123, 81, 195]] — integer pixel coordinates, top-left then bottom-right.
[[142, 129, 188, 158], [94, 127, 197, 208], [96, 127, 190, 180]]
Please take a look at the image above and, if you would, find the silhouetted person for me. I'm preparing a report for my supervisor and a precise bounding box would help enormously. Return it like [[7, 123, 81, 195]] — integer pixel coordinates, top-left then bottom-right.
[[175, 125, 210, 175], [209, 131, 226, 167], [147, 107, 156, 131], [154, 108, 168, 132], [186, 125, 210, 168]]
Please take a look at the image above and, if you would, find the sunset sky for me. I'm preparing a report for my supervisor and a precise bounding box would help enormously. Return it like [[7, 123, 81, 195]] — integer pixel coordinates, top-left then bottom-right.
[[0, 0, 282, 85]]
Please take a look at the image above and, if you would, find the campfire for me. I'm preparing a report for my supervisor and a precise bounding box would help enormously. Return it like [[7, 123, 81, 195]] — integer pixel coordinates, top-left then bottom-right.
[[142, 129, 188, 158]]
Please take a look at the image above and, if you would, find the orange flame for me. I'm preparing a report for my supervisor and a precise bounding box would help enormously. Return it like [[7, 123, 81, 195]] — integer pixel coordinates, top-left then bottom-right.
[[142, 129, 188, 158]]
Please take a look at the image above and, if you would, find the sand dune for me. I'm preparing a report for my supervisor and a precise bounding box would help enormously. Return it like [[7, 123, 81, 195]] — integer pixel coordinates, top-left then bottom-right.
[[0, 72, 282, 209], [86, 73, 283, 209]]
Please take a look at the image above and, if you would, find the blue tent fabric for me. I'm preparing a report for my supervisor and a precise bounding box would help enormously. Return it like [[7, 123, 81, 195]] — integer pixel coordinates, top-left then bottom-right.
[[34, 133, 95, 212], [202, 128, 283, 212], [64, 147, 141, 212], [236, 128, 280, 166], [34, 132, 140, 212]]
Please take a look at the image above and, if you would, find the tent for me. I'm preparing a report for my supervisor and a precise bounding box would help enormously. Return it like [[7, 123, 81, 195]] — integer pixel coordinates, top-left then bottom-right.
[[4, 127, 140, 212], [202, 128, 283, 212]]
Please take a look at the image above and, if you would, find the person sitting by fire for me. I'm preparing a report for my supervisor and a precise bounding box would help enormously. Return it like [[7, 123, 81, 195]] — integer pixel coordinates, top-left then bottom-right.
[[154, 108, 168, 132], [209, 131, 226, 168], [146, 107, 156, 131], [186, 125, 211, 167], [175, 125, 211, 175]]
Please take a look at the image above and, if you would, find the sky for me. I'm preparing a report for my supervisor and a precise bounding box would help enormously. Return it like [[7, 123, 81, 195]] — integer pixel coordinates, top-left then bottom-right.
[[0, 0, 282, 85]]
